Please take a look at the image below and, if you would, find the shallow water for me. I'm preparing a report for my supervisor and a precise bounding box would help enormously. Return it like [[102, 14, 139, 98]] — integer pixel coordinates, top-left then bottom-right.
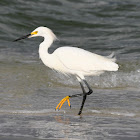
[[0, 0, 140, 139]]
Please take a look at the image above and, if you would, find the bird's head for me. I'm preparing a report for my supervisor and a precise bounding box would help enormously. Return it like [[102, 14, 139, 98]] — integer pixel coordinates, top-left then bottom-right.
[[14, 26, 57, 41]]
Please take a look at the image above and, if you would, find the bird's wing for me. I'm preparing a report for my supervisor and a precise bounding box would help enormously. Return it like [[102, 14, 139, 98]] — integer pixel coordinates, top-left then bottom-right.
[[54, 47, 118, 72]]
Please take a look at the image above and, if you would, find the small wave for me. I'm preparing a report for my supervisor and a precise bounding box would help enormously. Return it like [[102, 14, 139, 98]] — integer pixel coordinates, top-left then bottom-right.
[[91, 109, 136, 117], [110, 111, 136, 117], [1, 53, 140, 89], [54, 66, 140, 89], [0, 109, 57, 115]]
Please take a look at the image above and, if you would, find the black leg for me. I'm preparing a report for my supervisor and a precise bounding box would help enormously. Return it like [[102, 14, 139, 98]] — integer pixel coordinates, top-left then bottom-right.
[[61, 79, 93, 115], [79, 81, 86, 93], [78, 80, 93, 115], [69, 81, 86, 98], [78, 94, 87, 115], [83, 80, 93, 95], [69, 93, 83, 98], [78, 81, 87, 115], [55, 79, 92, 113]]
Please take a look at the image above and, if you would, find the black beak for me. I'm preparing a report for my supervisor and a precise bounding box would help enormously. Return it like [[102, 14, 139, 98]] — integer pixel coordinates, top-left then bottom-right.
[[13, 33, 31, 42]]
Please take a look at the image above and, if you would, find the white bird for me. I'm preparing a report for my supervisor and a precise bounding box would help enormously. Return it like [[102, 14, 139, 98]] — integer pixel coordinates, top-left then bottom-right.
[[14, 26, 119, 115]]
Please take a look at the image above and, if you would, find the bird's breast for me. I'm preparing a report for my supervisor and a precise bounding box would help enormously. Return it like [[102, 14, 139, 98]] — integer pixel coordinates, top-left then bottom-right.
[[39, 50, 69, 74]]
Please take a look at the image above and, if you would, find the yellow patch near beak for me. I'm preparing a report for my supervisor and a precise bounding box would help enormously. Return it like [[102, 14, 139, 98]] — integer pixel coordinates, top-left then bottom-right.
[[31, 31, 38, 35]]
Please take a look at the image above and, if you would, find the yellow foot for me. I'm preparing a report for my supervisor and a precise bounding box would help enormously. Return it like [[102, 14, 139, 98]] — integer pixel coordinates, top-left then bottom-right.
[[55, 96, 71, 110]]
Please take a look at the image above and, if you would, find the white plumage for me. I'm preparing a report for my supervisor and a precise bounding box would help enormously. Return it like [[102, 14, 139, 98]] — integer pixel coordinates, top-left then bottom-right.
[[35, 27, 118, 78], [54, 47, 118, 75], [14, 26, 119, 115]]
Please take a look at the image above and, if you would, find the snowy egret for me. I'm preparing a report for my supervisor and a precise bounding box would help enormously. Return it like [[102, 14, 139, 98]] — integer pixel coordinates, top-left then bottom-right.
[[14, 26, 119, 115]]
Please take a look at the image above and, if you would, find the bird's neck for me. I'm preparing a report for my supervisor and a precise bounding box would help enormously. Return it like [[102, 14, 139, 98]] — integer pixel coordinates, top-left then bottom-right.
[[38, 35, 54, 64], [40, 36, 53, 51], [38, 36, 56, 69]]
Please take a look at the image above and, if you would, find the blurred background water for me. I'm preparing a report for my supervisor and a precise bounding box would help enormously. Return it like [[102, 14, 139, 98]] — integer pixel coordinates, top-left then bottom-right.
[[0, 0, 140, 139]]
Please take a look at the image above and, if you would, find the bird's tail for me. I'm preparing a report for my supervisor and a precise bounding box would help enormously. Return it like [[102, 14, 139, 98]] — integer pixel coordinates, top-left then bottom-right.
[[105, 52, 119, 71], [106, 52, 116, 62]]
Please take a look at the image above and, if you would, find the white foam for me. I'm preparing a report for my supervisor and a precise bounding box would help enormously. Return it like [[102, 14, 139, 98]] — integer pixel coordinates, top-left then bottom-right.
[[91, 110, 101, 113], [91, 109, 136, 117], [0, 109, 55, 114], [110, 111, 136, 117]]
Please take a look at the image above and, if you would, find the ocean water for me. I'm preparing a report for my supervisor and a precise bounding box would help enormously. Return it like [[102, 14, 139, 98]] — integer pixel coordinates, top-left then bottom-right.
[[0, 0, 140, 139]]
